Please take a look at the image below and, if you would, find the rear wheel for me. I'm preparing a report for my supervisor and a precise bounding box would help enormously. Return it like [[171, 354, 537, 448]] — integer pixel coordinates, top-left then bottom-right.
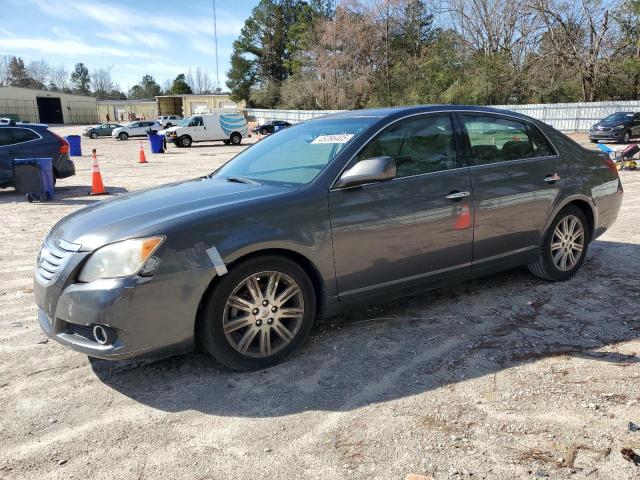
[[230, 133, 242, 145], [179, 135, 192, 148], [118, 132, 129, 141], [528, 206, 589, 281], [165, 123, 172, 128], [622, 130, 631, 143], [199, 256, 316, 371]]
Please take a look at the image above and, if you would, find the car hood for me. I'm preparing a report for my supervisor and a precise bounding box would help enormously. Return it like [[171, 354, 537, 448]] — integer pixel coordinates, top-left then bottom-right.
[[49, 177, 294, 250]]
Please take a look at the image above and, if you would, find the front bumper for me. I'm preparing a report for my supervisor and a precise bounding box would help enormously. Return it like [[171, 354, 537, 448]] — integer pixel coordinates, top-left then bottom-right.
[[33, 241, 214, 360], [589, 130, 625, 141]]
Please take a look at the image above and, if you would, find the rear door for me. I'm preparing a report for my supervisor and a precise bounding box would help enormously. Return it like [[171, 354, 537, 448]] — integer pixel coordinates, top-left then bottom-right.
[[458, 113, 566, 264], [633, 113, 640, 137], [0, 128, 13, 186], [0, 127, 43, 186], [329, 113, 474, 298]]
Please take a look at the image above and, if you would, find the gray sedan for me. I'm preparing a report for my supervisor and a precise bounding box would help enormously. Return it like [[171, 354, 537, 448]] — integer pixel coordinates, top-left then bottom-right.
[[34, 106, 623, 370], [83, 123, 123, 139]]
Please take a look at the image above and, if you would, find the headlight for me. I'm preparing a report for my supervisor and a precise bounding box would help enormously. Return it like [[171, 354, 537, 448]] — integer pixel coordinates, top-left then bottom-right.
[[78, 236, 164, 283]]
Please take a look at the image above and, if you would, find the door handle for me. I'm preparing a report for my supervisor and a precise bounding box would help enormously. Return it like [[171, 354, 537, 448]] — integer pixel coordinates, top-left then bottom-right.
[[445, 190, 471, 200], [544, 173, 561, 183]]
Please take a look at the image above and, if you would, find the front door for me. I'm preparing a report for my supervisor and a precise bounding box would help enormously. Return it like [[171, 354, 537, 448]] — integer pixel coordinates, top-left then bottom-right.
[[329, 114, 474, 298], [0, 128, 12, 186], [189, 116, 206, 141], [459, 113, 566, 263]]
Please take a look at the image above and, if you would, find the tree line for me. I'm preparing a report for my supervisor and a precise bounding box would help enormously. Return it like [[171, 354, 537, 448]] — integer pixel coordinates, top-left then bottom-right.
[[0, 56, 222, 100], [226, 0, 640, 109]]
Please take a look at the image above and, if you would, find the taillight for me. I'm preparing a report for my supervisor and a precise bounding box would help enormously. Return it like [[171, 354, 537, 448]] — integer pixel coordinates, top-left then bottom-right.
[[603, 156, 619, 175], [48, 130, 69, 154]]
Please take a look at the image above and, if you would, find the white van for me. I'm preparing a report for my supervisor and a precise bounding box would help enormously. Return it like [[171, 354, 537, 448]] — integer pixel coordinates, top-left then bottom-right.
[[161, 112, 250, 147]]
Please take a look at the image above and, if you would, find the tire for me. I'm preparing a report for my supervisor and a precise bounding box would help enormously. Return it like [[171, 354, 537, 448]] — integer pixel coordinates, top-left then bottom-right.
[[118, 132, 129, 141], [179, 135, 192, 148], [199, 256, 316, 371], [89, 132, 98, 139], [528, 206, 590, 282], [622, 130, 631, 144], [230, 133, 242, 145], [165, 123, 172, 128], [260, 128, 268, 136]]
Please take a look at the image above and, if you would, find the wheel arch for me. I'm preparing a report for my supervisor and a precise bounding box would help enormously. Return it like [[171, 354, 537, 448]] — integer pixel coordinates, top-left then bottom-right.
[[541, 195, 596, 245], [194, 248, 326, 341]]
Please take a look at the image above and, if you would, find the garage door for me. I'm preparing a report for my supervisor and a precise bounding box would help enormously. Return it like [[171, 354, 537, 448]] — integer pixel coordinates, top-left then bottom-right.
[[36, 97, 63, 124]]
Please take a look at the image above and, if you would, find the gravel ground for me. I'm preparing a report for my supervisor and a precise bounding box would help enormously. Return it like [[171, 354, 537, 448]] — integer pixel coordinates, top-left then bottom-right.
[[1, 128, 639, 480]]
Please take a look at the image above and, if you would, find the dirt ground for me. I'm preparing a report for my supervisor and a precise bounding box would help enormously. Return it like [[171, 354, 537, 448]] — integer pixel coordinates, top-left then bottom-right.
[[1, 128, 639, 480]]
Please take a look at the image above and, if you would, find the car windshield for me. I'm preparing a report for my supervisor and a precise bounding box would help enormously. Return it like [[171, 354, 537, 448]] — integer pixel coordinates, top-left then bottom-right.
[[604, 113, 632, 122], [214, 116, 377, 185]]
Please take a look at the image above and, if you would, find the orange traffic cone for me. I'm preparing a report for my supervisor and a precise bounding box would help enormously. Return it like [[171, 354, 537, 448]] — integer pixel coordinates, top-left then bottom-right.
[[454, 204, 471, 230], [89, 149, 108, 196], [138, 141, 147, 164]]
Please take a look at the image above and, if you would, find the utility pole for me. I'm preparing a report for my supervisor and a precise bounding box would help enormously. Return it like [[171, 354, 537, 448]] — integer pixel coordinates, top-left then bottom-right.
[[213, 0, 220, 91]]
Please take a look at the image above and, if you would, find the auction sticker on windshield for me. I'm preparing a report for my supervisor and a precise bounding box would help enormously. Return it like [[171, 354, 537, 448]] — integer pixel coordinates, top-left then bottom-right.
[[311, 134, 354, 144]]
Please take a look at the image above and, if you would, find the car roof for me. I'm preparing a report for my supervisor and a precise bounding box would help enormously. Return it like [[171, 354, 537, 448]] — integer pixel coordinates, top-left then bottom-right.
[[318, 104, 543, 123]]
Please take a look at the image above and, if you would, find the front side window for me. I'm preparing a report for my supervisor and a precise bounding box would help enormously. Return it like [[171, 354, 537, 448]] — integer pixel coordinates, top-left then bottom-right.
[[215, 116, 376, 185], [190, 117, 203, 127], [462, 115, 552, 165], [358, 115, 458, 177]]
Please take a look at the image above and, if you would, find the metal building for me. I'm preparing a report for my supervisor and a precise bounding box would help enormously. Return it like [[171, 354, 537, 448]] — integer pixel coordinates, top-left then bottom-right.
[[0, 86, 98, 124]]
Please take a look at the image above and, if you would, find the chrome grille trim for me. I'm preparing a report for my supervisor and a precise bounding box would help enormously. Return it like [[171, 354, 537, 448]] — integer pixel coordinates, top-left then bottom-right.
[[35, 237, 79, 286]]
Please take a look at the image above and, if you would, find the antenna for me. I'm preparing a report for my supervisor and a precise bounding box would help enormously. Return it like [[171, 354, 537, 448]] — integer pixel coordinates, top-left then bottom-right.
[[212, 0, 220, 91]]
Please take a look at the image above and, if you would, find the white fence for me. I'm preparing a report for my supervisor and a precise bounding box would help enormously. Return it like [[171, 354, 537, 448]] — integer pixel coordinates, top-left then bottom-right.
[[246, 100, 640, 132]]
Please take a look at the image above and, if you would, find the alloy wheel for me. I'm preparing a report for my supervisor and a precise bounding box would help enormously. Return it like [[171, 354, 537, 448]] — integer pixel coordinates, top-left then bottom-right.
[[550, 215, 584, 271], [223, 271, 305, 358]]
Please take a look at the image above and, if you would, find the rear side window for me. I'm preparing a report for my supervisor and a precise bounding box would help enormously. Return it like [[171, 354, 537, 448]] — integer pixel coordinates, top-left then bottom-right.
[[358, 115, 458, 177], [9, 128, 40, 144], [462, 115, 553, 165], [0, 128, 12, 146]]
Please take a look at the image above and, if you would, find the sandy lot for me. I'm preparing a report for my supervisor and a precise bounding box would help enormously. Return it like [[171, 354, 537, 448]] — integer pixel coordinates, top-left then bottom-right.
[[1, 128, 639, 479]]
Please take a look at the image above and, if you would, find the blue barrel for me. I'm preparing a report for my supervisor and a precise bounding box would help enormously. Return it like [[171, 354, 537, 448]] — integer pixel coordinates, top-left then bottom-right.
[[65, 135, 82, 156], [13, 158, 54, 201], [148, 133, 165, 153]]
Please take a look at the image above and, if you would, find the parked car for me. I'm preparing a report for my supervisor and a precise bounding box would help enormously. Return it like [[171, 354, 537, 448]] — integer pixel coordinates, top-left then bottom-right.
[[589, 111, 640, 143], [83, 123, 123, 139], [161, 112, 249, 147], [252, 120, 292, 135], [0, 118, 75, 189], [111, 121, 162, 140], [34, 106, 622, 371], [157, 115, 182, 128]]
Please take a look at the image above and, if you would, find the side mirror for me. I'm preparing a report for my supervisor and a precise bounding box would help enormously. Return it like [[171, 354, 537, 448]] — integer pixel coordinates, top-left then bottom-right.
[[334, 156, 396, 188]]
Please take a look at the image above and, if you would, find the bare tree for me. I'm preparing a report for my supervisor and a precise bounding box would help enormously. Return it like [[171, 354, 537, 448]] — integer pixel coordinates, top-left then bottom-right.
[[0, 55, 12, 86], [49, 64, 69, 91], [26, 59, 51, 85], [187, 67, 213, 94], [91, 66, 115, 97], [528, 0, 622, 101]]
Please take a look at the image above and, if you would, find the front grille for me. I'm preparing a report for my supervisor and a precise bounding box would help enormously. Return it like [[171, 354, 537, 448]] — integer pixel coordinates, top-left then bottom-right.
[[35, 237, 79, 285], [65, 322, 95, 341]]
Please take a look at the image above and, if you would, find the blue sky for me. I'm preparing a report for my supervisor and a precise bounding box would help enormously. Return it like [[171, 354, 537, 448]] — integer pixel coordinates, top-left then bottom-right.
[[0, 0, 260, 92]]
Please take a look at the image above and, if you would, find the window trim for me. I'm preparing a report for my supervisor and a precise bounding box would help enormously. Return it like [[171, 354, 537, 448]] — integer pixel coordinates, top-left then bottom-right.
[[0, 127, 43, 148], [329, 109, 559, 189], [457, 112, 558, 167], [330, 112, 462, 190]]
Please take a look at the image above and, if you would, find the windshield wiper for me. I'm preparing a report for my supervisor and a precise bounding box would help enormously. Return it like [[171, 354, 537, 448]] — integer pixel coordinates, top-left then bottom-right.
[[225, 176, 262, 186]]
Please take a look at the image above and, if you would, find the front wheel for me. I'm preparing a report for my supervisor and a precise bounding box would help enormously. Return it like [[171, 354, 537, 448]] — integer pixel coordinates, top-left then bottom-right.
[[179, 135, 192, 148], [528, 206, 589, 281], [90, 132, 98, 139], [199, 256, 316, 371], [118, 132, 129, 141]]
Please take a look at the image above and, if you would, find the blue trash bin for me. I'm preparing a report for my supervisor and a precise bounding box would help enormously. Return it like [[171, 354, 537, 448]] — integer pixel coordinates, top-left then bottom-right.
[[148, 133, 165, 153], [65, 135, 82, 156], [13, 158, 54, 201]]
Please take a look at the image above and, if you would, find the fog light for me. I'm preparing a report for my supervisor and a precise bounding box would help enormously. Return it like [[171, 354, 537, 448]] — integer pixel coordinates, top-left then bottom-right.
[[92, 325, 116, 345]]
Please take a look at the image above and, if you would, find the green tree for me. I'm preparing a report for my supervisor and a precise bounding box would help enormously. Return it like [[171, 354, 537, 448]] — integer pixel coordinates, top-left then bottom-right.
[[226, 0, 329, 107], [129, 75, 162, 99], [169, 73, 193, 94], [70, 62, 91, 95]]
